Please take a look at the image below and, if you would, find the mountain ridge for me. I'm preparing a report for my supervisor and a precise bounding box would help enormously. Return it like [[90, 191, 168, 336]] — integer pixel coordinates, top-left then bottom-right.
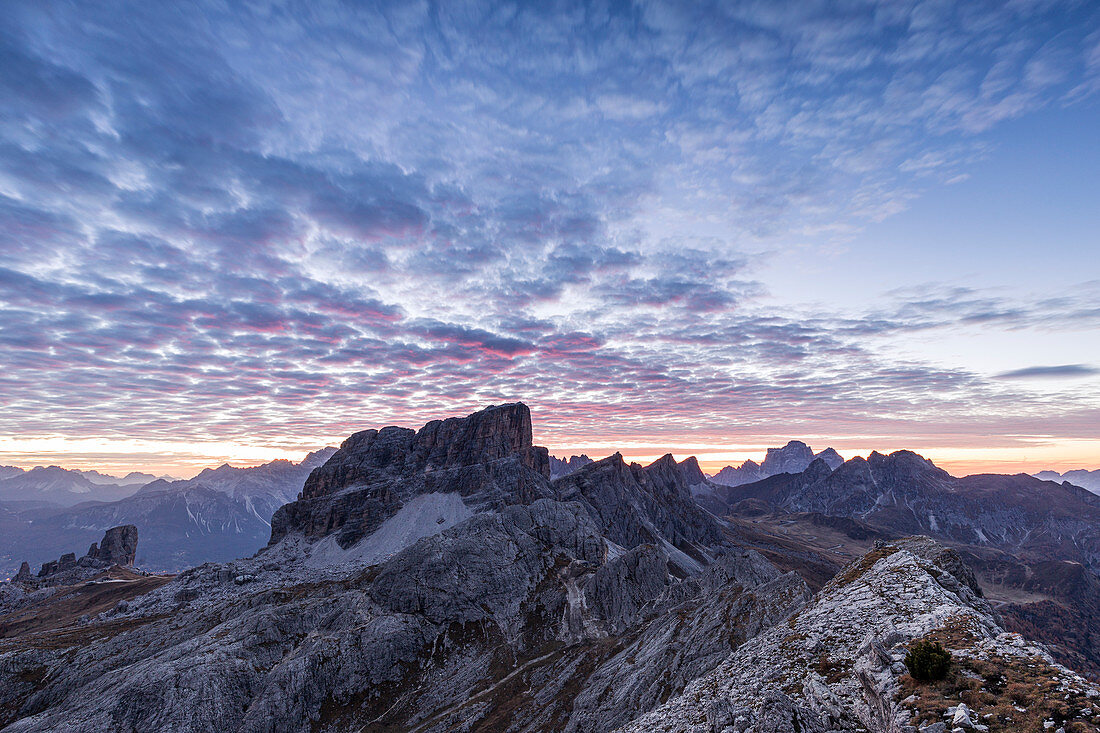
[[1, 404, 1096, 732], [711, 440, 845, 487]]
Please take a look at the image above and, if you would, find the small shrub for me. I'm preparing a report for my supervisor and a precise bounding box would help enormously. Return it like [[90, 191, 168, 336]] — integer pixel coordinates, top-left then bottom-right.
[[905, 640, 952, 681]]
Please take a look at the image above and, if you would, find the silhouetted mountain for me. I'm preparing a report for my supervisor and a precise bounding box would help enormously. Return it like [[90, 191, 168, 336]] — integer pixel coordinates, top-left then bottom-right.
[[813, 446, 844, 470], [716, 451, 1100, 566], [1035, 467, 1100, 493], [548, 453, 595, 478], [710, 441, 844, 487], [0, 466, 24, 481], [712, 458, 764, 486], [76, 469, 159, 486]]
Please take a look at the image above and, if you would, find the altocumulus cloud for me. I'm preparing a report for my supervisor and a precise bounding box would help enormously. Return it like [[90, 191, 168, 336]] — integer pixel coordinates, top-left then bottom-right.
[[0, 0, 1098, 461]]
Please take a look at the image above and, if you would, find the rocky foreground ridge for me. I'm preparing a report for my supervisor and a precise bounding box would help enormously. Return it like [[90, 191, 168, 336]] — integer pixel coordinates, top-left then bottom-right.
[[0, 404, 1096, 732], [622, 536, 1100, 732]]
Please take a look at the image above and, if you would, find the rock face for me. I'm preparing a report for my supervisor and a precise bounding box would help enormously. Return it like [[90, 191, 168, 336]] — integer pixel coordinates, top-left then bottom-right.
[[87, 524, 138, 566], [554, 452, 724, 574], [299, 403, 546, 500], [760, 440, 815, 476], [271, 403, 555, 548]]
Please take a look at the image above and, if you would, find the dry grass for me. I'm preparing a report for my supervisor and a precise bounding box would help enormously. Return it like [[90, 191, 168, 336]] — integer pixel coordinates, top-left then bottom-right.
[[830, 545, 899, 588], [901, 617, 1100, 732], [815, 651, 848, 683], [0, 569, 175, 650]]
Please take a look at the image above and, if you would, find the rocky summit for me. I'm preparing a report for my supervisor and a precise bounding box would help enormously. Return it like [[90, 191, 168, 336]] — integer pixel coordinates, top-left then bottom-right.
[[711, 441, 845, 488], [0, 404, 1096, 733]]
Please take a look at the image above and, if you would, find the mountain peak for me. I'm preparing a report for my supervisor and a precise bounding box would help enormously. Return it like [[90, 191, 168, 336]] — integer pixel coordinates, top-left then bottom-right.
[[548, 453, 595, 479], [272, 403, 554, 547], [760, 440, 815, 476], [301, 402, 544, 501], [813, 447, 844, 470], [643, 453, 705, 489]]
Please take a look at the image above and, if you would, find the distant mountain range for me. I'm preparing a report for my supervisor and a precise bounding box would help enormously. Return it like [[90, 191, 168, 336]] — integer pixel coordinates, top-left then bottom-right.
[[0, 465, 151, 506], [0, 448, 335, 577], [548, 453, 594, 479], [78, 469, 176, 486], [1034, 468, 1100, 493], [710, 440, 844, 487], [5, 403, 1098, 732]]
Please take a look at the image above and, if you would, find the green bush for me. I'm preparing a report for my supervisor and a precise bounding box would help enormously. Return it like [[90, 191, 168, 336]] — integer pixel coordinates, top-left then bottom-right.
[[905, 640, 952, 681]]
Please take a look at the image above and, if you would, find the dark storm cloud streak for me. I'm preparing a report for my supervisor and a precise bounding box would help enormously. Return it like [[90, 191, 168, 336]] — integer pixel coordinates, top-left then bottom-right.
[[996, 364, 1100, 379]]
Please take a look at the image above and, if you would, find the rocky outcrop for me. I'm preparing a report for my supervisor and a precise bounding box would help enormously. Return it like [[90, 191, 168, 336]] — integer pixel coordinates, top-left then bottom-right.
[[14, 525, 138, 587], [300, 402, 547, 499], [553, 453, 726, 574], [87, 524, 137, 566]]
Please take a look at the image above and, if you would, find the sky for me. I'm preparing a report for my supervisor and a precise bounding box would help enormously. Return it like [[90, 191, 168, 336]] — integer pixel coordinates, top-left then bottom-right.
[[0, 0, 1098, 478]]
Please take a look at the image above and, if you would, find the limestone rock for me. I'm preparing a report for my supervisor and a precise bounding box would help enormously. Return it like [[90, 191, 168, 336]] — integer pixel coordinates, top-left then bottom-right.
[[15, 525, 138, 588], [616, 538, 1098, 733], [89, 524, 138, 566], [272, 404, 555, 547], [761, 441, 816, 476]]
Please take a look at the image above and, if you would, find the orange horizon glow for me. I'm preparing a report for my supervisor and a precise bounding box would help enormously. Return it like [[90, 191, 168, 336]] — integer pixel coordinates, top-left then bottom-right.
[[2, 434, 1098, 481]]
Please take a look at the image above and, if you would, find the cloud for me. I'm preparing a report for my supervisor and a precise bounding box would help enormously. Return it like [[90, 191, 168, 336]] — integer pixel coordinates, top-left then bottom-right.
[[995, 365, 1100, 380], [0, 0, 1096, 468]]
